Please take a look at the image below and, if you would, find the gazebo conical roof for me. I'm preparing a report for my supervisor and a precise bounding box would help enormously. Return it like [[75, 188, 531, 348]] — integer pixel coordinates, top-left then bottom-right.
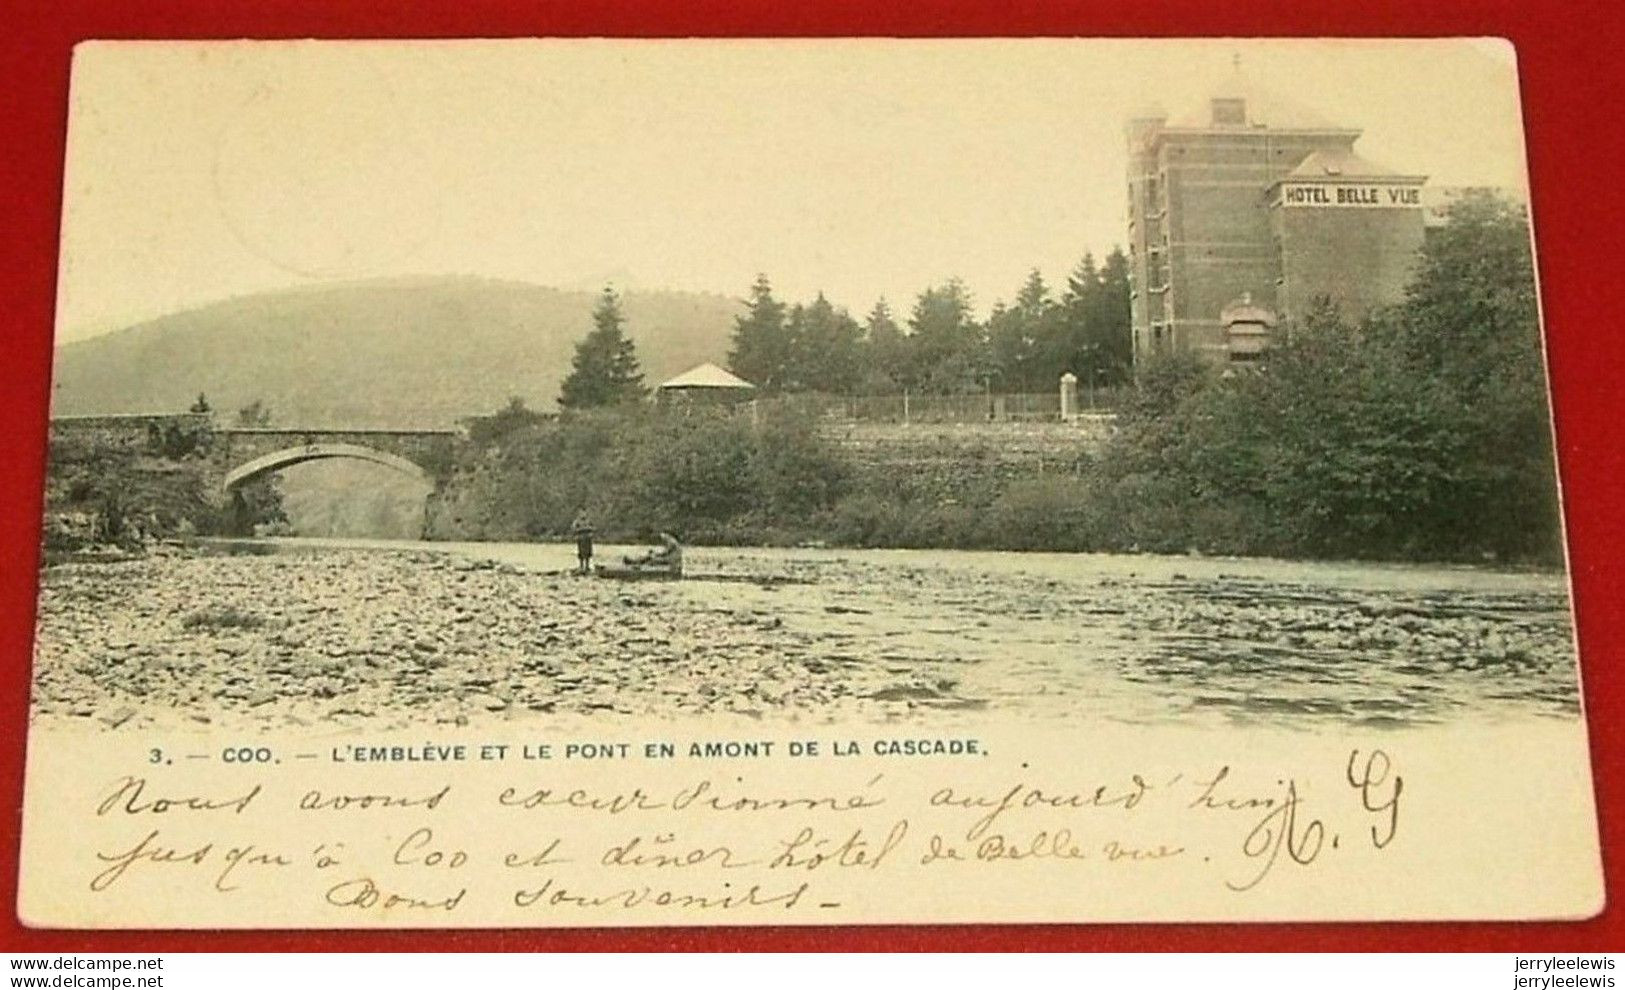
[[658, 363, 755, 390]]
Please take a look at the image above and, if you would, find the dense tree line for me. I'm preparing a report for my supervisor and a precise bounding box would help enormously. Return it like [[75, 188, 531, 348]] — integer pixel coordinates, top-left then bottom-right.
[[727, 253, 1133, 396], [554, 256, 1132, 408]]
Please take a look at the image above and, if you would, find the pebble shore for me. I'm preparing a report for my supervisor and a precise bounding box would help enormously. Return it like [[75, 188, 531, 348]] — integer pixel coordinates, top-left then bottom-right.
[[30, 543, 1581, 731], [31, 547, 959, 731]]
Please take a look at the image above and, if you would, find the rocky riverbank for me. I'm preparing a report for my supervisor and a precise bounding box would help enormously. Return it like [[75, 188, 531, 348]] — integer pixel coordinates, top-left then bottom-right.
[[30, 542, 1581, 731], [31, 547, 931, 731]]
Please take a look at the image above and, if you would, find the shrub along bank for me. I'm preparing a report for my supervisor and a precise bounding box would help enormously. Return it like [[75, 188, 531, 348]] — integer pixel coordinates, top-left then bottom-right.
[[431, 374, 1557, 566], [41, 426, 287, 554]]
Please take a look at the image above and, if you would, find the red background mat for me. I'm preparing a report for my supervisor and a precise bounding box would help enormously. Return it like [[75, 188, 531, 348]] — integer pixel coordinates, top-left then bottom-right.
[[3, 0, 1622, 953]]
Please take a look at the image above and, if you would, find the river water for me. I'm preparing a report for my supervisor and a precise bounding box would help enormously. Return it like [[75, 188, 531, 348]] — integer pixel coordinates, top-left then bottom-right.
[[72, 535, 1572, 731]]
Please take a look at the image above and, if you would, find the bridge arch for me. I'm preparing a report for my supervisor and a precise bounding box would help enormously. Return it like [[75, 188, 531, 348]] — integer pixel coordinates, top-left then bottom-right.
[[222, 442, 431, 491]]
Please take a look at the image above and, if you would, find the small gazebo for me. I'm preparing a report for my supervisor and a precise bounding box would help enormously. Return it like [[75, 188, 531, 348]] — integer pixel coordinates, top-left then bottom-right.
[[655, 363, 756, 405]]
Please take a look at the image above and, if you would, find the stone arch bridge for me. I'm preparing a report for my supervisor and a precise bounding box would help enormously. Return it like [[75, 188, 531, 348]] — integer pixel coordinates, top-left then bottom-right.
[[49, 414, 460, 534], [210, 427, 457, 492]]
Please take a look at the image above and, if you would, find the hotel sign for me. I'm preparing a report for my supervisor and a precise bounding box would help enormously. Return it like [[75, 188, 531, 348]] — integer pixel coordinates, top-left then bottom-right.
[[1276, 182, 1422, 208]]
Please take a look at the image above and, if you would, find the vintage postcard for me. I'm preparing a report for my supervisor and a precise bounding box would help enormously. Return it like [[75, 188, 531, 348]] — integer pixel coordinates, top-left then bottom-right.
[[19, 38, 1602, 928]]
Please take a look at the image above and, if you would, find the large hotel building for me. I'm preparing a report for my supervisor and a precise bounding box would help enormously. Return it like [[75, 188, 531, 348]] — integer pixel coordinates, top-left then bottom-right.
[[1125, 78, 1429, 363]]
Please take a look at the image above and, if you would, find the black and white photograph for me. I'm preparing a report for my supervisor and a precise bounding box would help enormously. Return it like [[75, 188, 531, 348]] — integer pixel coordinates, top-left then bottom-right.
[[17, 38, 1603, 928], [33, 39, 1572, 732]]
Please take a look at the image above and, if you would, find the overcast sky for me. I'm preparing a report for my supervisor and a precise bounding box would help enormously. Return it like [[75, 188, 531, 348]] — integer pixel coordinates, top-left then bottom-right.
[[55, 38, 1527, 342]]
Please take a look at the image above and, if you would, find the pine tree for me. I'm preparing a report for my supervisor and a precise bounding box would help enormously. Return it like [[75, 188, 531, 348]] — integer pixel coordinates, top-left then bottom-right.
[[728, 274, 792, 391], [986, 300, 1022, 390], [787, 293, 864, 393], [1015, 268, 1051, 316], [908, 279, 986, 393], [991, 269, 1058, 390], [1092, 248, 1134, 385], [1065, 252, 1099, 304], [862, 298, 909, 391], [1056, 254, 1100, 385], [1056, 250, 1132, 389], [558, 287, 647, 409]]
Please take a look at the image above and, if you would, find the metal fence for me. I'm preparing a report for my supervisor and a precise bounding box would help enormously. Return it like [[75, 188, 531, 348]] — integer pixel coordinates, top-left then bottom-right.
[[751, 388, 1126, 425]]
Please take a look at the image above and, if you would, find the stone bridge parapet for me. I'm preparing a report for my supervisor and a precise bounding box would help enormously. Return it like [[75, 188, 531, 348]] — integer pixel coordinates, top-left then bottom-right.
[[50, 415, 461, 496], [208, 428, 459, 492]]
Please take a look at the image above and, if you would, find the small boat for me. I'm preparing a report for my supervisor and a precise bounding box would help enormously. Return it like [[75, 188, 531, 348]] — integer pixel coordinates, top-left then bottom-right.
[[594, 563, 683, 581]]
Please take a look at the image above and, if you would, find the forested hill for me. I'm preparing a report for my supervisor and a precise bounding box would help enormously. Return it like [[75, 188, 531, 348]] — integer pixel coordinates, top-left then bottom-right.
[[50, 277, 740, 427]]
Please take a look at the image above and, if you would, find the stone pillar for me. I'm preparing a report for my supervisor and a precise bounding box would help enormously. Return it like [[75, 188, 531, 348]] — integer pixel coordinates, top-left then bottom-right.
[[1059, 372, 1079, 421]]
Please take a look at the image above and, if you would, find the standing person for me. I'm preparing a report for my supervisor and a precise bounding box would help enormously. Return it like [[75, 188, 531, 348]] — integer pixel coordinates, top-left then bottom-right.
[[570, 510, 595, 575]]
